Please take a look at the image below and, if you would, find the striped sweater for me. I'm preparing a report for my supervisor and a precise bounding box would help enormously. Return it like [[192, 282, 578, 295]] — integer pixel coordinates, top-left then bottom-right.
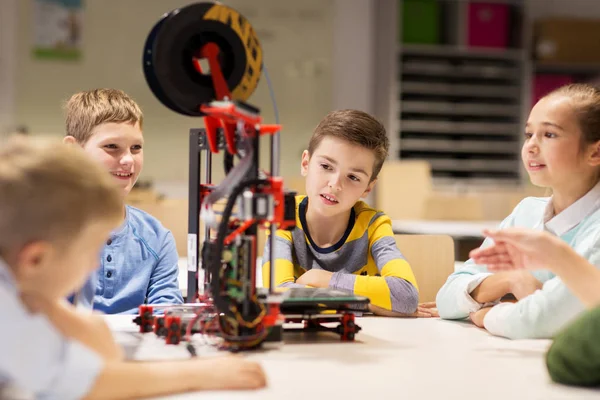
[[262, 196, 419, 313]]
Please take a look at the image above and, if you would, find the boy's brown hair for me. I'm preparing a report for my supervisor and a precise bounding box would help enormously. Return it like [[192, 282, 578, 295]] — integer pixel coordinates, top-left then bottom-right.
[[64, 88, 143, 144], [308, 109, 389, 181], [0, 137, 122, 257]]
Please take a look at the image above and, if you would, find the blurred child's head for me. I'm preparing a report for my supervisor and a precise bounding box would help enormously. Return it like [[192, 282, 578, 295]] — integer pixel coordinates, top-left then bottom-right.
[[524, 83, 600, 193], [301, 109, 389, 217], [64, 88, 144, 197], [0, 137, 122, 300]]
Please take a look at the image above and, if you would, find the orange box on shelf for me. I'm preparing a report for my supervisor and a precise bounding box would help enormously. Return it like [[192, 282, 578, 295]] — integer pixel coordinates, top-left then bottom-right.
[[535, 18, 600, 65]]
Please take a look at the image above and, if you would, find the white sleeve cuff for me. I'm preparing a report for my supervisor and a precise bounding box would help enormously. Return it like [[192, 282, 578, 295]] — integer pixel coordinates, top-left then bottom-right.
[[483, 302, 516, 339], [462, 273, 494, 314]]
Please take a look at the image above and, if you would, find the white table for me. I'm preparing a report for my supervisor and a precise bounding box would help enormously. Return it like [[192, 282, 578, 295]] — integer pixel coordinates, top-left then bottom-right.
[[392, 220, 501, 239], [106, 315, 600, 400]]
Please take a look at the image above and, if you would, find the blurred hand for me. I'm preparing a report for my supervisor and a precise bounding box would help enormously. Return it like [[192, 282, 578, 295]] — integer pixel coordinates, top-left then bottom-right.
[[198, 356, 267, 390], [507, 270, 543, 300], [470, 228, 569, 272]]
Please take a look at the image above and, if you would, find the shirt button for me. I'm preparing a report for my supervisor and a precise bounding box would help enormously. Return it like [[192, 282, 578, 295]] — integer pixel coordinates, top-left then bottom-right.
[[107, 239, 112, 245], [107, 255, 112, 262], [107, 271, 112, 278]]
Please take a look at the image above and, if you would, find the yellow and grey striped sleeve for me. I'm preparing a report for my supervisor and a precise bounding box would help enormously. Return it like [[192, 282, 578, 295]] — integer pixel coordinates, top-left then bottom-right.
[[352, 213, 419, 312], [261, 229, 305, 288]]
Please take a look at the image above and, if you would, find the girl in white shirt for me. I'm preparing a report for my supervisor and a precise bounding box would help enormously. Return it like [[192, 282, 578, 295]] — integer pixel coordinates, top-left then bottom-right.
[[436, 83, 600, 339]]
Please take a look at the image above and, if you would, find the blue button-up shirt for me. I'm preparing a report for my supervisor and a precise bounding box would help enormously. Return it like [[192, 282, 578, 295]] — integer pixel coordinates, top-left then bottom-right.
[[79, 205, 183, 314], [0, 259, 103, 400]]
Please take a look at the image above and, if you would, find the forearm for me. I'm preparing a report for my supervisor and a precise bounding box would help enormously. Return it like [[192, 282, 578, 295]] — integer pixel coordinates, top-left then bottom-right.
[[552, 254, 600, 308], [278, 281, 306, 288], [384, 277, 418, 313], [368, 304, 418, 317], [482, 281, 584, 340], [436, 272, 493, 319], [261, 233, 295, 289], [470, 272, 513, 303], [262, 260, 298, 289], [331, 273, 417, 313], [42, 301, 123, 361], [469, 306, 492, 328], [84, 360, 211, 400], [147, 287, 184, 305], [147, 262, 184, 305]]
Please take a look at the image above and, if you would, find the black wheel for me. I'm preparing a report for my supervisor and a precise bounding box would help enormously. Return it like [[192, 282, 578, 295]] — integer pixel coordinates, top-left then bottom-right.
[[143, 2, 263, 116], [143, 11, 187, 115]]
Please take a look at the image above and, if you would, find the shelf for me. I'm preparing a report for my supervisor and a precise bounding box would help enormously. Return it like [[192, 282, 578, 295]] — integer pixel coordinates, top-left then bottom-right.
[[433, 176, 521, 186], [401, 82, 520, 99], [435, 0, 524, 4], [534, 62, 600, 75], [389, 0, 528, 185], [399, 44, 524, 61], [401, 101, 520, 117], [426, 158, 519, 172], [402, 60, 519, 80], [400, 138, 518, 154], [401, 120, 519, 135]]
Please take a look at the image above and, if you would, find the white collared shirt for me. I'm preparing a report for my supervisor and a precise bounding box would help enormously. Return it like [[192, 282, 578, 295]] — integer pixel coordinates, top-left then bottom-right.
[[437, 182, 600, 339], [544, 180, 600, 236], [0, 258, 103, 400]]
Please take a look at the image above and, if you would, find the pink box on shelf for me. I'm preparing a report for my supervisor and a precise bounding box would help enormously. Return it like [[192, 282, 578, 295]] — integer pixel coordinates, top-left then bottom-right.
[[467, 2, 510, 48], [533, 74, 574, 106]]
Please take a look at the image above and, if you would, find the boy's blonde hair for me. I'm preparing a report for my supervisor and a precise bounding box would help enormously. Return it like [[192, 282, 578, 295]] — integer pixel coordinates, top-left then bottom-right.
[[308, 109, 389, 181], [64, 88, 143, 144], [0, 137, 122, 257]]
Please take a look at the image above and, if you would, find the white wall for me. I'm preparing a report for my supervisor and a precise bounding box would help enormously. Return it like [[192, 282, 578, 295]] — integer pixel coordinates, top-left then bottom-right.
[[332, 0, 376, 113], [0, 0, 17, 136], [13, 0, 333, 185]]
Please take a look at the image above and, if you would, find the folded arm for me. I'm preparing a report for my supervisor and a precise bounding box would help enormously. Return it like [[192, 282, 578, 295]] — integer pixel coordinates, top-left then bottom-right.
[[330, 214, 418, 314], [146, 231, 184, 306], [261, 231, 305, 288], [483, 277, 585, 339]]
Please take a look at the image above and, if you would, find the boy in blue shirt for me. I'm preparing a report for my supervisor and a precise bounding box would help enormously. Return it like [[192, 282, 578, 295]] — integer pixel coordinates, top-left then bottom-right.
[[63, 88, 183, 313], [0, 137, 265, 399]]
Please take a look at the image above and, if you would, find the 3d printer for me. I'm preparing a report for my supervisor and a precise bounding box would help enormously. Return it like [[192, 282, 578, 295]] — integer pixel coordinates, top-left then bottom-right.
[[134, 2, 367, 352]]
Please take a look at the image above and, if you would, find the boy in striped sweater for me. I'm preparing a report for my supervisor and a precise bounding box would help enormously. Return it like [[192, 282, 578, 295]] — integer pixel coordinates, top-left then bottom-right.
[[263, 109, 434, 317]]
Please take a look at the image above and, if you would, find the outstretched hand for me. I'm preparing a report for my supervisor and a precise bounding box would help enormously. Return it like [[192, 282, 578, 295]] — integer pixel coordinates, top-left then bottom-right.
[[470, 228, 569, 272]]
